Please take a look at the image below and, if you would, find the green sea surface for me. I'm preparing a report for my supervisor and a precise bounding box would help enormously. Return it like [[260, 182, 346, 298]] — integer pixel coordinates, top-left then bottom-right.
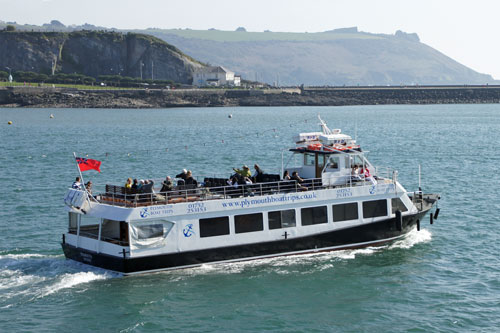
[[0, 105, 499, 332]]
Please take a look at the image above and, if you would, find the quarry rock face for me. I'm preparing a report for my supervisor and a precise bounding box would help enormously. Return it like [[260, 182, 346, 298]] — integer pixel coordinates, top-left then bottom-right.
[[0, 30, 204, 84]]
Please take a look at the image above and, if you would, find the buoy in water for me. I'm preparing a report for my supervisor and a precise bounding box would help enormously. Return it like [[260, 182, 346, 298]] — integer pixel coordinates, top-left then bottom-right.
[[8, 121, 12, 125], [50, 114, 54, 119], [228, 114, 233, 118]]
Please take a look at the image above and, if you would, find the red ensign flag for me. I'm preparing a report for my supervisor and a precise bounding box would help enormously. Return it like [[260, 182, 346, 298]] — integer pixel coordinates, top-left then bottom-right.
[[76, 157, 101, 172]]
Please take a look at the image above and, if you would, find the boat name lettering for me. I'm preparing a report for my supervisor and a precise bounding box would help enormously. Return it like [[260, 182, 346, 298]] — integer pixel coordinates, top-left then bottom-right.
[[139, 205, 174, 218], [222, 192, 318, 209], [80, 252, 92, 263], [336, 188, 352, 198], [375, 184, 395, 194], [187, 202, 207, 213]]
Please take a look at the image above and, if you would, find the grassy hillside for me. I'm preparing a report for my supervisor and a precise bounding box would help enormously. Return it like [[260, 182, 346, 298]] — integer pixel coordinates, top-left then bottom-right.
[[140, 28, 495, 86], [142, 28, 382, 42]]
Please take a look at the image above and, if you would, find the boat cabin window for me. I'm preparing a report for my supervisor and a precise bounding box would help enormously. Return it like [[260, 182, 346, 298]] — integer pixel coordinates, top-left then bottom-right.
[[268, 209, 296, 230], [325, 156, 340, 170], [363, 200, 388, 218], [68, 212, 79, 233], [235, 213, 264, 234], [304, 153, 315, 166], [200, 216, 230, 237], [391, 198, 408, 213], [351, 155, 365, 168], [136, 224, 164, 239], [332, 203, 358, 222], [301, 206, 327, 226]]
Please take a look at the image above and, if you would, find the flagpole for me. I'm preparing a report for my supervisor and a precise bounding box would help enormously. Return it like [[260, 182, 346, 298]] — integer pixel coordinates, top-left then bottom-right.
[[73, 152, 86, 188], [73, 152, 95, 206]]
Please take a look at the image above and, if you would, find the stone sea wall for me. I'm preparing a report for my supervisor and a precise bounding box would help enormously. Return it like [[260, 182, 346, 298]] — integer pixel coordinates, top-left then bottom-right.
[[1, 86, 499, 108]]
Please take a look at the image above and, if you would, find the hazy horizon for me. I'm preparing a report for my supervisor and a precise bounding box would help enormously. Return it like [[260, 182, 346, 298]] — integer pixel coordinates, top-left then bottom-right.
[[1, 0, 499, 80]]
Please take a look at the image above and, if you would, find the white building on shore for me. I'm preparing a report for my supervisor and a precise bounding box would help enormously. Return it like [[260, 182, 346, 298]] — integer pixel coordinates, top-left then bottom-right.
[[193, 66, 241, 87]]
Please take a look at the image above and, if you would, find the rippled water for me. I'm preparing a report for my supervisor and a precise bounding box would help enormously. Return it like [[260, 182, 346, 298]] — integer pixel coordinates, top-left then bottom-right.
[[1, 105, 499, 331]]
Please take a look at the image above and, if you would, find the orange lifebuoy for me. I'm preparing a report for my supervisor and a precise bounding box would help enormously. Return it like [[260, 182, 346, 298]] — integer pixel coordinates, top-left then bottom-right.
[[307, 143, 322, 151]]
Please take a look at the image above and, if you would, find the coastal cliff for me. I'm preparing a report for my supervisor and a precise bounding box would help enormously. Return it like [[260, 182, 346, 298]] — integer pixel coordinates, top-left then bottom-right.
[[0, 30, 204, 84]]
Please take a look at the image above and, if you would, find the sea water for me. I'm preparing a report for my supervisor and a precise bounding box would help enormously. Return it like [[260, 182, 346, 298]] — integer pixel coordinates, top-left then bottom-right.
[[0, 105, 499, 331]]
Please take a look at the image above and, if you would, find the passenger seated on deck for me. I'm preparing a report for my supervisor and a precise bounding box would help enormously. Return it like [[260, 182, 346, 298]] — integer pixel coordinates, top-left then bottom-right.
[[233, 165, 251, 178], [176, 169, 188, 180], [72, 177, 82, 190], [175, 169, 188, 186], [131, 179, 140, 192], [283, 170, 291, 180], [85, 181, 93, 195], [141, 180, 155, 193], [291, 171, 308, 191], [160, 176, 173, 193], [184, 170, 198, 187], [253, 164, 265, 183], [351, 165, 361, 181], [125, 178, 133, 190], [361, 166, 377, 185]]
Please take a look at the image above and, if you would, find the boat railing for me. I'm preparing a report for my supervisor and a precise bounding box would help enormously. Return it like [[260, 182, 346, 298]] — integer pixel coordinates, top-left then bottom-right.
[[96, 169, 396, 208]]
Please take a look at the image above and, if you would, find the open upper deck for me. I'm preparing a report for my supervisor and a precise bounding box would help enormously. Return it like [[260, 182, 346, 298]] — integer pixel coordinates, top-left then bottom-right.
[[92, 169, 396, 209]]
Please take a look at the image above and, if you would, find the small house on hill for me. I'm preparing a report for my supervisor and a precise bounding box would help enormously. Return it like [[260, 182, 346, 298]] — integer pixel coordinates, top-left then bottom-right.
[[193, 66, 241, 87]]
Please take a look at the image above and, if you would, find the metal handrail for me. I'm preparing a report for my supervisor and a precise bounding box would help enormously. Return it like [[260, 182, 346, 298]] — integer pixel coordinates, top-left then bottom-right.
[[95, 169, 395, 208]]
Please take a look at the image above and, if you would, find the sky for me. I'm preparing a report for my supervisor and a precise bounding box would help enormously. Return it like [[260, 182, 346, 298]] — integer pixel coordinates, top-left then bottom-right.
[[1, 0, 499, 80]]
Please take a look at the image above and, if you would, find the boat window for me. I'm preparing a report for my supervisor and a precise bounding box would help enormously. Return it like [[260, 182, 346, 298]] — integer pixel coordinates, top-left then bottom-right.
[[269, 209, 296, 229], [304, 153, 315, 166], [200, 216, 230, 237], [391, 198, 408, 213], [351, 155, 364, 168], [326, 156, 340, 170], [363, 199, 388, 218], [332, 203, 358, 222], [235, 213, 264, 234], [301, 206, 327, 226], [136, 224, 164, 239], [68, 212, 79, 233]]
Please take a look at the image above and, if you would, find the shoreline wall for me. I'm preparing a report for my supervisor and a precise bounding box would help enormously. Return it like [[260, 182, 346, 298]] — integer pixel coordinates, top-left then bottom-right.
[[1, 86, 500, 108]]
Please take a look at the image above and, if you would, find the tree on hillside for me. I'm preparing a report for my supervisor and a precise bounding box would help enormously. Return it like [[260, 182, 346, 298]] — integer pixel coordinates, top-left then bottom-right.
[[6, 25, 16, 32]]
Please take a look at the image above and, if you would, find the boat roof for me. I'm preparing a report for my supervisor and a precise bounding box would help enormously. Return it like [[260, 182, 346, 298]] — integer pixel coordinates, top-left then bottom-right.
[[289, 147, 363, 154]]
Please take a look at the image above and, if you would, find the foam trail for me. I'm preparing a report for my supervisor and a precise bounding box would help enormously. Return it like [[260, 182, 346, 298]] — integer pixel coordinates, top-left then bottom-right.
[[164, 228, 432, 277], [0, 270, 44, 291], [0, 253, 63, 260], [389, 228, 432, 249], [39, 271, 110, 298]]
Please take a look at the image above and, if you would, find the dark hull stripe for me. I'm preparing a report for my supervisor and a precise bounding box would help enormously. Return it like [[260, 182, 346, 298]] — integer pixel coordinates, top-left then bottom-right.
[[62, 210, 429, 274]]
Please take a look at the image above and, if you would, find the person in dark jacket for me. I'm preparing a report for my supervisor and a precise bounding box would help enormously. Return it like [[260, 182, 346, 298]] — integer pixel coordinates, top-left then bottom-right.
[[176, 169, 187, 186], [253, 164, 265, 183], [160, 176, 174, 193], [185, 170, 198, 186], [176, 169, 188, 180], [291, 171, 307, 191]]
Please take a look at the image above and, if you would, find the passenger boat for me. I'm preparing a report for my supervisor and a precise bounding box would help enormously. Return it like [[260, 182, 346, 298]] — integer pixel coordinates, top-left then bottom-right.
[[62, 117, 440, 275]]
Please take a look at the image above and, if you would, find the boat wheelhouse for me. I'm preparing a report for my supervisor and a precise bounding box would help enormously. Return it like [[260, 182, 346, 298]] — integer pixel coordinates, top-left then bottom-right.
[[62, 117, 440, 275]]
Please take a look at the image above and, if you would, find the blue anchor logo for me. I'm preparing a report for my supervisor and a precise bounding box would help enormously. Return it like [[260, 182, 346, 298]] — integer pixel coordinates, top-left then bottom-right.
[[369, 186, 376, 194], [140, 208, 150, 218], [183, 224, 195, 237]]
